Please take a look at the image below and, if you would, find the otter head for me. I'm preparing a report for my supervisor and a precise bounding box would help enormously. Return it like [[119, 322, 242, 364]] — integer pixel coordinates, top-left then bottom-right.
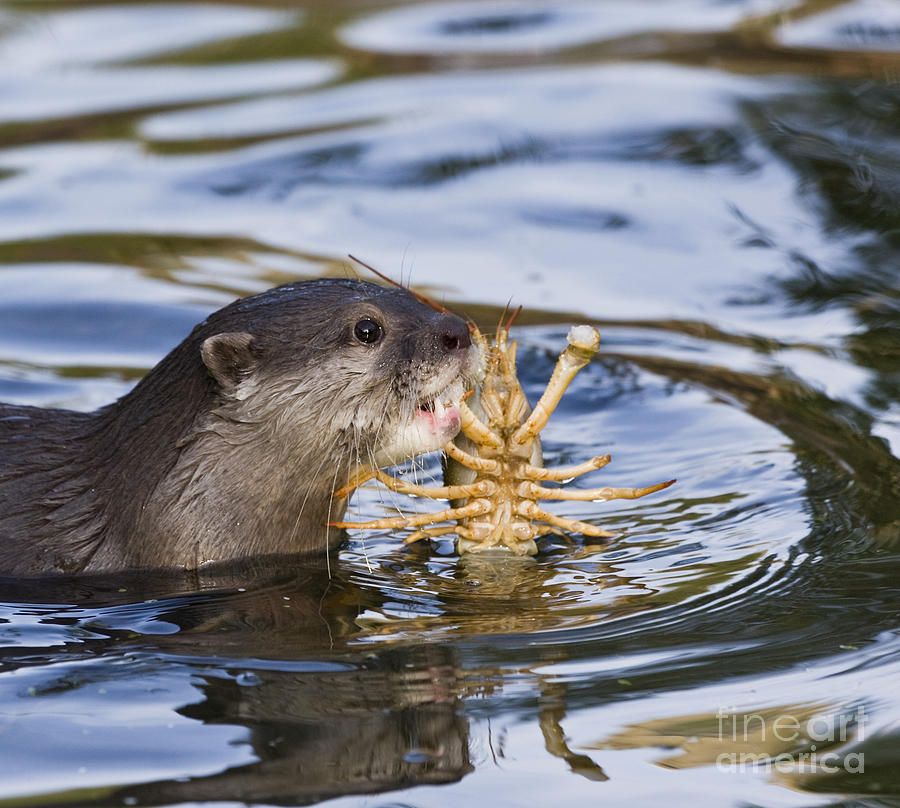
[[195, 279, 481, 479]]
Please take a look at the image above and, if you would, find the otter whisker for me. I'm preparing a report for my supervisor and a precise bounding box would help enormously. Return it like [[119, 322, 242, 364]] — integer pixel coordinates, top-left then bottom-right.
[[289, 430, 343, 553], [325, 447, 345, 578], [370, 388, 405, 517]]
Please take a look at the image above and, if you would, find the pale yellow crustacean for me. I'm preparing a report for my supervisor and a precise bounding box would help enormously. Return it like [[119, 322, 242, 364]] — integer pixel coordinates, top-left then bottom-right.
[[331, 293, 675, 556]]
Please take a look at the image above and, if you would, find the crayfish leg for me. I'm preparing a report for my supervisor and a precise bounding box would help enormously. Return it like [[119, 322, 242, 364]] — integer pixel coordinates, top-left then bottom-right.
[[443, 441, 501, 474], [333, 466, 377, 499], [459, 400, 503, 449], [370, 468, 495, 501], [511, 326, 600, 447], [404, 525, 477, 545], [517, 455, 611, 482], [521, 479, 675, 502], [330, 499, 491, 531], [516, 501, 616, 538]]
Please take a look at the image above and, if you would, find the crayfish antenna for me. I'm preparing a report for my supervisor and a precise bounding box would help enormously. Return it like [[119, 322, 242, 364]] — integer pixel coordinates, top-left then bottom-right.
[[348, 254, 453, 314]]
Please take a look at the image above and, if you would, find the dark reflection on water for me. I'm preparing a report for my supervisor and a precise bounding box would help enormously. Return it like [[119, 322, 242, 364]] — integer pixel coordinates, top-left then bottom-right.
[[439, 11, 555, 36], [2, 558, 606, 805], [0, 563, 472, 806], [1, 0, 900, 806]]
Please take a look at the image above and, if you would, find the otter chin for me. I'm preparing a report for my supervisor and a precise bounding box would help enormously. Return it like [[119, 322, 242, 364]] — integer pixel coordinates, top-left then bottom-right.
[[0, 279, 481, 575]]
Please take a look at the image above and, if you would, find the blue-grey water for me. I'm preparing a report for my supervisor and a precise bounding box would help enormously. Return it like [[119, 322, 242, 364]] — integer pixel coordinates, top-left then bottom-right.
[[1, 1, 899, 806]]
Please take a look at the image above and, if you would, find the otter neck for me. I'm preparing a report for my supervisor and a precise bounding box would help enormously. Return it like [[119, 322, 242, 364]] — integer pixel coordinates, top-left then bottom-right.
[[131, 414, 356, 569], [86, 338, 356, 570]]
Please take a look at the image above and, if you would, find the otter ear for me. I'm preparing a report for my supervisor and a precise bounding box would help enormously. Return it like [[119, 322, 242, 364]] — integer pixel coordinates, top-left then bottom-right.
[[201, 332, 258, 393]]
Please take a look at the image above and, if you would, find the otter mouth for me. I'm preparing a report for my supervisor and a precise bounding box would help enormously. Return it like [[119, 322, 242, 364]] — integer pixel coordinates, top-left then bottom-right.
[[414, 378, 466, 436], [372, 376, 470, 468], [370, 338, 483, 469]]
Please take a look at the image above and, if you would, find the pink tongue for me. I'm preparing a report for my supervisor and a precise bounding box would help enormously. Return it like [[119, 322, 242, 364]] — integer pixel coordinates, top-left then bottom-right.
[[417, 404, 460, 434]]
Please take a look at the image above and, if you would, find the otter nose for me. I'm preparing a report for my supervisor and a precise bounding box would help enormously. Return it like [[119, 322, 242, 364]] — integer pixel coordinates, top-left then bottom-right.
[[436, 314, 471, 353]]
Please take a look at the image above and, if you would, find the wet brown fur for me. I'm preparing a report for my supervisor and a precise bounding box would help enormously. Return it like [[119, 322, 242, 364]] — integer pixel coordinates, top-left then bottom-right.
[[0, 279, 474, 575]]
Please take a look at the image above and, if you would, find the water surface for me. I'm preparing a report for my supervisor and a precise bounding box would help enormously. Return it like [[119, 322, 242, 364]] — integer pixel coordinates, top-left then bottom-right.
[[1, 0, 899, 805]]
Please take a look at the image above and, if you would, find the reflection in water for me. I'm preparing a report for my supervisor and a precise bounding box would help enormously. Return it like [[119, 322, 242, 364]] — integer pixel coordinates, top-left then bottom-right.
[[119, 650, 471, 806], [777, 0, 900, 50], [0, 564, 471, 806], [339, 0, 796, 54], [591, 701, 865, 776], [2, 0, 900, 805]]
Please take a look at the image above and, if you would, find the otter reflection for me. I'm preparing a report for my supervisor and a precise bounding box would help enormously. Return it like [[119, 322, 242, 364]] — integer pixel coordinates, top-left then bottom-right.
[[0, 559, 471, 807], [117, 646, 470, 806]]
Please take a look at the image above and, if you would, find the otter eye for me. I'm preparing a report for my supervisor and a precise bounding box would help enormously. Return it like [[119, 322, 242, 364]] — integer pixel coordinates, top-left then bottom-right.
[[354, 318, 383, 345]]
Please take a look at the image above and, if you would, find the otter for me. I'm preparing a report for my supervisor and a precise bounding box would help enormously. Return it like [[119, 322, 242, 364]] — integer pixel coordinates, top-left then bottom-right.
[[0, 279, 479, 575]]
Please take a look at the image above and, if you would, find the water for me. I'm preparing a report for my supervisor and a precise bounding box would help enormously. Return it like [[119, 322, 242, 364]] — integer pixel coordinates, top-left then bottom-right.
[[1, 0, 899, 805]]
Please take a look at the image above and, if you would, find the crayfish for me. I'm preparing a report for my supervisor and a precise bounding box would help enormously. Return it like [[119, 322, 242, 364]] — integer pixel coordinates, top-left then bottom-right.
[[331, 263, 674, 555]]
